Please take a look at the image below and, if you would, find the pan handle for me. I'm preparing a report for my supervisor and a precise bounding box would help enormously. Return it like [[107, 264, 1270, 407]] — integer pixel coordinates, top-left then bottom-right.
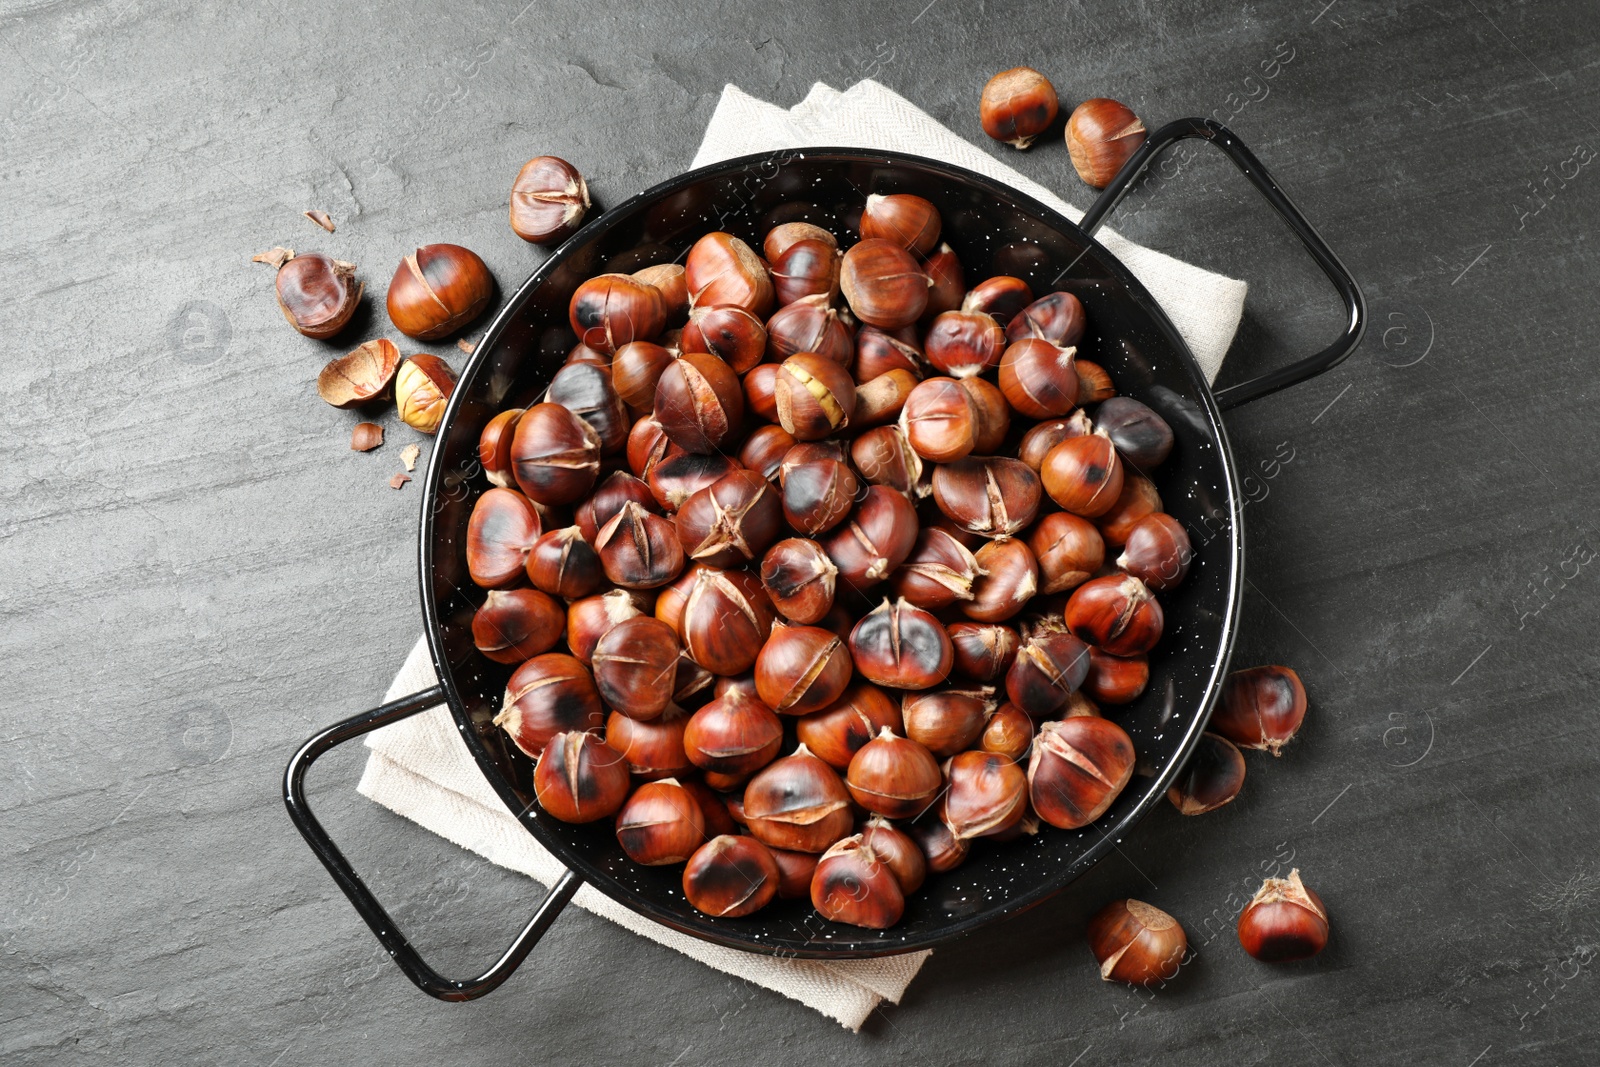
[[1079, 117, 1366, 410], [283, 685, 582, 1001]]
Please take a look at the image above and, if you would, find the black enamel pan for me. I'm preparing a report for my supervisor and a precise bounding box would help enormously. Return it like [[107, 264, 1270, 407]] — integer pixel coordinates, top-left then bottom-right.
[[285, 118, 1364, 1000]]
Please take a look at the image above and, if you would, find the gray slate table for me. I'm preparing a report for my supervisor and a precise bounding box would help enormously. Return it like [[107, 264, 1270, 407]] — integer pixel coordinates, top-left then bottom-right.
[[4, 0, 1598, 1063]]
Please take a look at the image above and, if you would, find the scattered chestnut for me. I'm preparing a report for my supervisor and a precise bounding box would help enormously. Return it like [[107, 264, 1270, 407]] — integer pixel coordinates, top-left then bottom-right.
[[760, 537, 838, 624], [1005, 290, 1087, 348], [848, 598, 954, 691], [923, 243, 965, 316], [568, 272, 667, 354], [592, 616, 681, 720], [942, 749, 1028, 839], [1087, 899, 1188, 986], [635, 263, 689, 324], [611, 341, 677, 410], [961, 275, 1033, 325], [465, 487, 543, 589], [1082, 648, 1150, 706], [1027, 716, 1136, 829], [1066, 98, 1148, 189], [999, 338, 1079, 418], [854, 324, 925, 380], [318, 338, 399, 409], [823, 486, 920, 591], [387, 244, 493, 340], [846, 725, 942, 818], [1005, 631, 1091, 719], [275, 252, 361, 338], [794, 681, 902, 769], [962, 539, 1039, 623], [605, 706, 693, 780], [909, 805, 970, 873], [679, 567, 776, 676], [394, 354, 458, 434], [509, 156, 590, 244], [1168, 731, 1246, 815], [899, 376, 978, 463], [510, 402, 602, 506], [684, 688, 783, 778], [1095, 471, 1163, 547], [576, 471, 656, 543], [1065, 574, 1164, 656], [770, 237, 842, 306], [595, 500, 686, 589], [840, 238, 929, 329], [932, 457, 1042, 541], [1212, 665, 1307, 756], [765, 294, 854, 366], [615, 778, 705, 865], [901, 687, 994, 758], [533, 730, 631, 824], [647, 451, 741, 513], [1239, 870, 1329, 963], [1117, 512, 1191, 590], [810, 835, 906, 929], [683, 835, 781, 918], [744, 744, 854, 852], [775, 352, 856, 440], [1096, 396, 1174, 470], [526, 526, 605, 599], [472, 588, 565, 664], [654, 352, 745, 454], [754, 622, 854, 716], [764, 221, 837, 262], [890, 528, 984, 610], [683, 304, 768, 373], [566, 589, 646, 664], [1042, 431, 1125, 518], [946, 621, 1020, 682], [685, 231, 773, 316], [1029, 512, 1105, 595], [674, 469, 781, 567], [959, 377, 1011, 453], [979, 67, 1059, 149], [1076, 358, 1116, 403], [742, 362, 781, 423], [924, 310, 1005, 378], [980, 701, 1035, 761], [1018, 410, 1093, 472], [780, 455, 858, 537], [860, 193, 942, 255], [495, 653, 605, 758]]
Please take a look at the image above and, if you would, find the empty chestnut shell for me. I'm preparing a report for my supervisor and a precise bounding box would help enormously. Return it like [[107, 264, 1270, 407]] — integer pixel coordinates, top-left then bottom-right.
[[592, 616, 681, 720], [1042, 432, 1125, 518], [794, 681, 902, 769], [654, 352, 745, 454], [810, 836, 906, 929], [495, 653, 605, 758], [1005, 631, 1092, 718], [1211, 665, 1307, 756], [890, 528, 985, 610], [848, 598, 954, 691], [527, 526, 605, 600], [860, 193, 942, 255], [840, 238, 929, 329], [1082, 647, 1150, 706], [743, 744, 854, 852], [509, 156, 590, 244], [276, 252, 361, 338], [684, 232, 774, 316], [595, 501, 686, 589], [472, 588, 565, 664], [1096, 396, 1174, 470], [1117, 512, 1191, 590], [823, 486, 920, 591], [901, 686, 994, 758], [679, 567, 776, 676], [674, 469, 781, 567], [683, 835, 781, 918], [942, 749, 1028, 839], [979, 67, 1059, 149], [1066, 98, 1148, 189], [754, 622, 854, 715], [569, 272, 667, 354], [999, 338, 1079, 418], [1030, 512, 1106, 594], [760, 537, 839, 624], [684, 688, 783, 778], [683, 304, 767, 373], [1064, 573, 1164, 656], [1238, 869, 1329, 962], [962, 539, 1039, 623], [615, 779, 705, 865], [510, 402, 603, 506], [932, 457, 1042, 541], [466, 487, 543, 589], [846, 726, 942, 818], [387, 244, 493, 340], [605, 706, 693, 780], [1168, 731, 1246, 815], [924, 310, 1006, 378], [1088, 899, 1188, 986], [318, 338, 399, 409], [775, 352, 856, 440], [1027, 716, 1135, 829], [946, 621, 1020, 682], [533, 730, 630, 823]]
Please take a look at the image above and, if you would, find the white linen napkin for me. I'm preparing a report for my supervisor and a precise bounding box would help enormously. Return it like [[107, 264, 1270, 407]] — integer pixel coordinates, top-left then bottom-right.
[[357, 79, 1246, 1032]]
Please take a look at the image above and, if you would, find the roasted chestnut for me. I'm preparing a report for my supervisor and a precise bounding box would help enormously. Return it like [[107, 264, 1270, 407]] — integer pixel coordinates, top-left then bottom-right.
[[780, 455, 858, 537], [533, 730, 630, 823], [683, 835, 781, 917], [1095, 471, 1162, 547], [769, 238, 842, 306], [1087, 899, 1188, 986], [615, 778, 705, 865], [387, 244, 493, 340], [679, 567, 776, 676], [845, 726, 942, 818], [1005, 631, 1091, 718], [672, 653, 716, 709], [495, 653, 605, 758], [626, 415, 673, 479], [275, 252, 360, 338], [942, 749, 1028, 839], [1168, 731, 1246, 815], [653, 563, 706, 635], [1117, 512, 1191, 590], [1066, 98, 1148, 189], [1018, 410, 1093, 471], [999, 338, 1079, 418], [509, 156, 590, 244], [765, 294, 854, 365], [395, 355, 458, 434], [760, 537, 838, 624], [1096, 396, 1174, 470], [1030, 512, 1105, 594], [635, 263, 689, 324], [1027, 716, 1135, 829], [605, 706, 693, 780], [823, 485, 919, 591], [684, 688, 784, 778], [1212, 665, 1307, 756], [860, 193, 941, 255], [1082, 647, 1150, 705], [924, 310, 1006, 378], [739, 424, 798, 483], [576, 471, 656, 543], [910, 805, 970, 873], [673, 469, 781, 567], [743, 744, 854, 852], [980, 701, 1035, 761], [810, 835, 906, 929], [961, 275, 1033, 325], [466, 487, 543, 589], [852, 369, 919, 428], [960, 377, 1011, 453], [566, 589, 646, 664], [569, 272, 667, 354], [654, 352, 745, 454], [1064, 573, 1164, 656], [854, 324, 925, 380], [889, 528, 984, 610], [472, 588, 565, 664], [851, 425, 924, 497], [683, 304, 768, 373], [979, 67, 1059, 149], [932, 457, 1041, 541], [794, 681, 902, 769], [775, 352, 856, 440], [961, 539, 1039, 623], [946, 621, 1020, 682], [595, 500, 686, 589], [901, 686, 994, 758], [764, 221, 837, 262], [848, 598, 954, 691], [592, 616, 681, 720], [754, 622, 854, 715], [510, 402, 603, 506], [684, 232, 774, 316], [839, 238, 928, 329], [899, 376, 978, 463], [611, 340, 676, 410], [742, 363, 781, 423], [1004, 290, 1087, 348], [1238, 869, 1329, 961], [647, 451, 741, 513], [1042, 431, 1125, 518], [477, 406, 525, 488], [923, 243, 965, 317], [1076, 358, 1116, 403], [527, 526, 605, 599], [857, 816, 926, 895]]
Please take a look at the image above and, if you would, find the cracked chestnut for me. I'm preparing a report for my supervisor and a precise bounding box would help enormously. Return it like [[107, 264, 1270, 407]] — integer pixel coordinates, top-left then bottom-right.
[[679, 567, 776, 676], [478, 407, 525, 489], [924, 310, 1006, 378], [899, 376, 978, 463], [1168, 731, 1246, 815], [1064, 573, 1164, 656], [854, 324, 925, 380], [780, 454, 858, 537], [395, 355, 458, 434], [674, 469, 781, 567], [683, 835, 781, 918], [1005, 631, 1092, 718], [1027, 716, 1135, 829], [1212, 665, 1307, 756], [685, 231, 773, 316], [615, 778, 705, 865], [592, 616, 681, 720], [901, 686, 994, 758], [611, 340, 676, 410], [595, 500, 686, 589], [840, 238, 928, 329], [684, 687, 783, 779], [566, 589, 646, 665], [1018, 410, 1093, 472], [647, 451, 740, 513], [848, 598, 954, 691], [739, 424, 798, 483], [509, 156, 590, 244], [999, 338, 1079, 418], [765, 294, 854, 366], [823, 486, 919, 591], [794, 681, 902, 769], [743, 744, 854, 852], [276, 252, 361, 338], [654, 352, 745, 454], [575, 471, 655, 543], [946, 621, 1020, 682], [495, 653, 605, 758], [527, 526, 605, 599], [1005, 290, 1087, 348], [942, 749, 1028, 839], [683, 304, 767, 373], [1066, 98, 1148, 189], [569, 272, 666, 354], [980, 67, 1059, 149], [760, 537, 838, 624], [1238, 869, 1328, 961], [980, 701, 1035, 761], [962, 539, 1039, 623], [472, 588, 565, 664], [1095, 471, 1163, 547], [533, 730, 630, 824], [754, 622, 854, 715], [932, 457, 1042, 541], [1030, 512, 1105, 594], [1088, 899, 1188, 986], [890, 528, 984, 610], [764, 221, 836, 262], [811, 835, 906, 929], [605, 705, 692, 780], [909, 803, 970, 873], [770, 237, 841, 306], [775, 352, 856, 440], [510, 402, 602, 506], [466, 487, 543, 589], [851, 425, 923, 497], [387, 244, 493, 340], [961, 275, 1033, 325]]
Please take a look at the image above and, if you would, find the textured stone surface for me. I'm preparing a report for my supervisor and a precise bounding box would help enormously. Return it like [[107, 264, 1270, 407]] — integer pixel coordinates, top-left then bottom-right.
[[3, 0, 1599, 1062]]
